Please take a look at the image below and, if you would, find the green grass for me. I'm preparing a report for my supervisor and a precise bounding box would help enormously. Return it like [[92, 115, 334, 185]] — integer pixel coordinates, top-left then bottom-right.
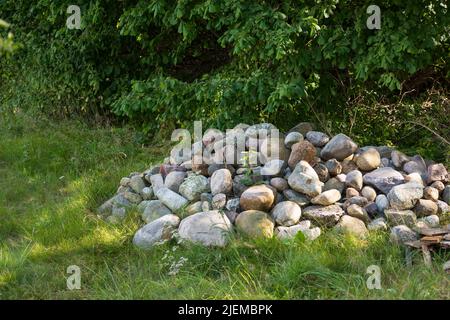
[[0, 112, 449, 300]]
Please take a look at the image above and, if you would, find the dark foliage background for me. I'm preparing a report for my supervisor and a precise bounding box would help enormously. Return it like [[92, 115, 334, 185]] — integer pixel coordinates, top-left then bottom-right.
[[0, 0, 449, 161]]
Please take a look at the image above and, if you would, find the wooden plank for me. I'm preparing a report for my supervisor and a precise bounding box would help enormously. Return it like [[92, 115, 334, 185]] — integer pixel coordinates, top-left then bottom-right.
[[420, 235, 444, 244], [421, 244, 432, 267]]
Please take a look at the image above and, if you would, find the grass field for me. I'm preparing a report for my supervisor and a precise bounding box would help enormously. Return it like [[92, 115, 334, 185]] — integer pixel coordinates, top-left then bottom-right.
[[0, 112, 449, 299]]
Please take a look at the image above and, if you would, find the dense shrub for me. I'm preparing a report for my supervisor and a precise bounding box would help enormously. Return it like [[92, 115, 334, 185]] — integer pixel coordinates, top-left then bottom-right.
[[0, 0, 449, 157]]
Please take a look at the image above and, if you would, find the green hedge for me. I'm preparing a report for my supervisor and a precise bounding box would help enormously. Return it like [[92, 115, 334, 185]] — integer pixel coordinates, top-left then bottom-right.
[[0, 1, 449, 145]]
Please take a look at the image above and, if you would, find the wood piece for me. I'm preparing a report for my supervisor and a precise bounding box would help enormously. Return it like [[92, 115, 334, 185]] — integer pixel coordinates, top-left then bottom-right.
[[420, 235, 443, 244], [405, 247, 413, 267], [421, 244, 432, 267]]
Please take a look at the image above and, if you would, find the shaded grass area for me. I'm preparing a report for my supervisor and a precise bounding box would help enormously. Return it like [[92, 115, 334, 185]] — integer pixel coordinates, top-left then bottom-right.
[[0, 113, 449, 299]]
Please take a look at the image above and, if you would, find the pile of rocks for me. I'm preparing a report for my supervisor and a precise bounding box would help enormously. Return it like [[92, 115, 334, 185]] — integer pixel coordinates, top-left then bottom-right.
[[98, 122, 450, 250]]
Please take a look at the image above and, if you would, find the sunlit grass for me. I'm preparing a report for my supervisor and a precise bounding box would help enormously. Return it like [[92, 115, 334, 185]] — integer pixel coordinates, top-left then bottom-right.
[[0, 113, 449, 299]]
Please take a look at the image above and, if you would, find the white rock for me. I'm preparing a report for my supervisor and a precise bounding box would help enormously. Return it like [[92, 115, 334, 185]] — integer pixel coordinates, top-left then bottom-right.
[[271, 201, 302, 226], [178, 211, 233, 247], [155, 187, 188, 212]]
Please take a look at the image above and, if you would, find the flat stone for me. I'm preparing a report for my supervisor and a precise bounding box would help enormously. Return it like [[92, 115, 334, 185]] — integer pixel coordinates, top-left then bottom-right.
[[302, 204, 344, 227], [385, 209, 417, 227], [363, 167, 405, 194], [155, 187, 188, 213], [311, 189, 341, 206]]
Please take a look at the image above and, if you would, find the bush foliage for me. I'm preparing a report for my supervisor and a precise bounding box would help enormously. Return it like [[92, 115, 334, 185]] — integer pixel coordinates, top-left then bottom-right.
[[0, 1, 449, 157]]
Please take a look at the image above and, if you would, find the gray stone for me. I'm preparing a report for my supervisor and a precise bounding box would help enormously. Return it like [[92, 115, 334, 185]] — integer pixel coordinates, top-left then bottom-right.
[[375, 194, 389, 214], [347, 204, 370, 224], [284, 132, 303, 148], [368, 218, 388, 231], [282, 189, 311, 207], [142, 200, 172, 223], [178, 211, 233, 247], [444, 186, 450, 205], [133, 214, 180, 249], [270, 177, 288, 192], [226, 197, 240, 212], [302, 204, 344, 227], [320, 133, 358, 161], [164, 171, 187, 193], [271, 201, 302, 226], [141, 187, 154, 200], [391, 150, 409, 168], [362, 167, 405, 194], [387, 182, 423, 210], [390, 225, 418, 245], [179, 174, 210, 201], [417, 215, 440, 228], [323, 177, 345, 194], [155, 187, 188, 213], [437, 200, 449, 215], [149, 174, 164, 192], [129, 175, 146, 194], [306, 131, 329, 147], [385, 209, 417, 227], [325, 159, 342, 176], [275, 221, 311, 239]]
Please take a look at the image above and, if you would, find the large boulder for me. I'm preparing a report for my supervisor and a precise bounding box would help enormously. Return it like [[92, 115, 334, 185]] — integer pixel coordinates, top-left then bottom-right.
[[164, 171, 187, 193], [320, 133, 358, 161], [178, 211, 233, 247], [362, 167, 405, 194], [133, 214, 180, 249], [288, 161, 323, 197], [235, 210, 275, 238], [387, 182, 423, 210], [240, 184, 275, 212]]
